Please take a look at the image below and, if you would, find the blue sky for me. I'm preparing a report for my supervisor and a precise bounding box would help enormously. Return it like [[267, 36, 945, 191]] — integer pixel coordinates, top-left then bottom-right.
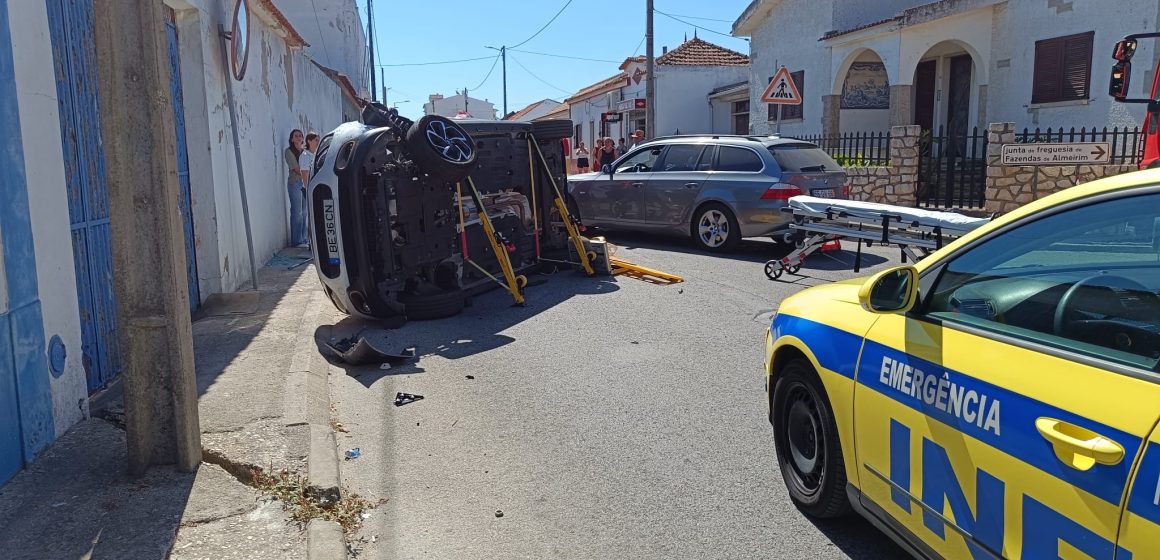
[[356, 0, 754, 119]]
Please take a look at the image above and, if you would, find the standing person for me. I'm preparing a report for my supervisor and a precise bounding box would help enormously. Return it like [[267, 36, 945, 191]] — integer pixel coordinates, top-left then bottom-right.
[[299, 132, 320, 184], [575, 141, 590, 174], [597, 137, 617, 170], [617, 138, 627, 157], [285, 129, 308, 248], [631, 129, 646, 148]]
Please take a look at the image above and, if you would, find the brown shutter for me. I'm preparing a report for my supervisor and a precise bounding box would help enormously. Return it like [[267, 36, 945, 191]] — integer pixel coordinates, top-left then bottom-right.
[[1061, 32, 1094, 100], [767, 76, 776, 121], [783, 70, 805, 120], [1032, 37, 1063, 103]]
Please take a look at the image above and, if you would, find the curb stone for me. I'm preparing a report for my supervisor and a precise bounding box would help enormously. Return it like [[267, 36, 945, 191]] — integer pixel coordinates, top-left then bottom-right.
[[307, 519, 348, 560]]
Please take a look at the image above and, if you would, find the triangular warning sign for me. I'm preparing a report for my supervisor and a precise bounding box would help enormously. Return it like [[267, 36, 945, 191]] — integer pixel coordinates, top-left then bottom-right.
[[761, 67, 802, 105]]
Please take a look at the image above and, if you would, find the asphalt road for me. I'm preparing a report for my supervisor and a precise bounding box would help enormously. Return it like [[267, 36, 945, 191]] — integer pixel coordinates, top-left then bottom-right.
[[327, 233, 906, 559]]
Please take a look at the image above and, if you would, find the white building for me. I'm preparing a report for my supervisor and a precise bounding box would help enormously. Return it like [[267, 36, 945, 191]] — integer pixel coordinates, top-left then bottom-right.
[[567, 37, 751, 147], [0, 0, 364, 484], [278, 0, 368, 98], [424, 93, 499, 120], [732, 0, 1160, 137]]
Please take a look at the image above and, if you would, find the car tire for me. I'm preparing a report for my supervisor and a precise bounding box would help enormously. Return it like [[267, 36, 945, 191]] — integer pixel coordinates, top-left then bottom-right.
[[398, 289, 466, 320], [404, 115, 477, 182], [691, 203, 740, 251], [771, 358, 851, 519], [530, 119, 574, 141]]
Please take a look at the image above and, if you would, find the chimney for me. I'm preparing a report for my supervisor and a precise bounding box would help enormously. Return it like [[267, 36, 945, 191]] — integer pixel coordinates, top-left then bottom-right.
[[662, 46, 668, 55]]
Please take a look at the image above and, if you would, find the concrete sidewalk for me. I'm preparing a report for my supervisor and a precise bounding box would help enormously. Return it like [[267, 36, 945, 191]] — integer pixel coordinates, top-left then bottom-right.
[[0, 249, 346, 559]]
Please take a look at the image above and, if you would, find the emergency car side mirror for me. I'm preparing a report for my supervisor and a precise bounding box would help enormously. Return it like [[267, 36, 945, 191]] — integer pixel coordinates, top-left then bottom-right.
[[1110, 61, 1131, 101], [859, 266, 919, 314], [1112, 39, 1137, 62]]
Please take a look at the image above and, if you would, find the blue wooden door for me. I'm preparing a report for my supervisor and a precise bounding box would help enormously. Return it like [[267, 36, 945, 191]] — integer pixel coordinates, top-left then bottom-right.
[[165, 10, 199, 312], [46, 0, 120, 393]]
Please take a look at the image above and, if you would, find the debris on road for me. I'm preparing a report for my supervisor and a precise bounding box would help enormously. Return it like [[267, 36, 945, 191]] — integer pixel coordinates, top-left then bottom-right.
[[345, 448, 361, 460], [325, 332, 416, 366], [395, 392, 424, 406], [379, 362, 392, 370], [465, 375, 475, 380], [495, 510, 504, 518]]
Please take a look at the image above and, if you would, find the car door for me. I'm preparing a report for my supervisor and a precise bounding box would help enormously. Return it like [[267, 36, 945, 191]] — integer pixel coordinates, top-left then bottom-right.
[[853, 189, 1160, 559], [642, 143, 712, 226], [572, 145, 663, 225], [1118, 424, 1160, 555]]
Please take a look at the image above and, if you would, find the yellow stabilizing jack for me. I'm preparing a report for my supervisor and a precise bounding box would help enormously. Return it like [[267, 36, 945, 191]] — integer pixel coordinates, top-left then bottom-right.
[[457, 178, 527, 305], [610, 258, 685, 284], [527, 134, 596, 276]]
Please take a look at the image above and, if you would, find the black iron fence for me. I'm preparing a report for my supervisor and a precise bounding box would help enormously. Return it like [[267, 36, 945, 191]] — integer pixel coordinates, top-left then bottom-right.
[[798, 131, 891, 166], [918, 126, 988, 208], [1015, 126, 1145, 165]]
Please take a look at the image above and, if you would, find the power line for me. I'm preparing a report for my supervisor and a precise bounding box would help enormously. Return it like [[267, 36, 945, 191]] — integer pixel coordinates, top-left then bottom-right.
[[659, 12, 733, 23], [509, 49, 620, 64], [377, 55, 495, 67], [508, 54, 573, 95], [653, 9, 748, 42], [632, 35, 645, 56], [308, 0, 332, 64], [470, 54, 502, 91], [510, 0, 574, 49]]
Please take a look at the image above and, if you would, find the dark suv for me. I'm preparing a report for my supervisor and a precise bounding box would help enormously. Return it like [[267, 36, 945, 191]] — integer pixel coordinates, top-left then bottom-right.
[[567, 135, 847, 250], [307, 104, 574, 322]]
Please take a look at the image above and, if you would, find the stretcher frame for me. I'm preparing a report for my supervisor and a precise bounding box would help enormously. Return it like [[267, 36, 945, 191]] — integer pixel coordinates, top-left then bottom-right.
[[764, 200, 988, 281]]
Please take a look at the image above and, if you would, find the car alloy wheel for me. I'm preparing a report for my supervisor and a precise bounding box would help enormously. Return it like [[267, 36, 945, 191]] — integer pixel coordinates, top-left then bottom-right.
[[424, 118, 474, 163], [697, 209, 730, 248]]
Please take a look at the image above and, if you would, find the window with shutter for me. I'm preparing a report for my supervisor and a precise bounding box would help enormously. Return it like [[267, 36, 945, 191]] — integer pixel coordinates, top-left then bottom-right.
[[1032, 31, 1093, 103]]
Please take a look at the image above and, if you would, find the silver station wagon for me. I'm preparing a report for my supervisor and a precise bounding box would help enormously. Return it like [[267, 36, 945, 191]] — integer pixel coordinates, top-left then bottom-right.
[[567, 135, 848, 251]]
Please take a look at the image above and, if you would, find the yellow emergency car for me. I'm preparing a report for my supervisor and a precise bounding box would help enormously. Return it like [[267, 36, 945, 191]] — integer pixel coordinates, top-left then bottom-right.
[[764, 169, 1160, 559]]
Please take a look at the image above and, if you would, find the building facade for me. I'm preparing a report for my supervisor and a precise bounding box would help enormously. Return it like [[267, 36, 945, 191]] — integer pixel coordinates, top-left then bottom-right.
[[424, 93, 499, 120], [732, 0, 1160, 137], [0, 0, 364, 485], [504, 99, 564, 122]]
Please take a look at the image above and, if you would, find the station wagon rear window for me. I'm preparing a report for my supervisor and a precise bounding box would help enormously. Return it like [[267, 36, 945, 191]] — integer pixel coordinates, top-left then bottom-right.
[[767, 145, 843, 173]]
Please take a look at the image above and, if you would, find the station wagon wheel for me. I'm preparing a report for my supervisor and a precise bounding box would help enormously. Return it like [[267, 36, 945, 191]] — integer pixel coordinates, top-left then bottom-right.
[[771, 359, 851, 518], [691, 203, 740, 251]]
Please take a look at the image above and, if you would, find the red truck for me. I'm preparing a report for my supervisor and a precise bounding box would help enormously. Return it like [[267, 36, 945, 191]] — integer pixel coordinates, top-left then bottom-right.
[[1110, 34, 1160, 168]]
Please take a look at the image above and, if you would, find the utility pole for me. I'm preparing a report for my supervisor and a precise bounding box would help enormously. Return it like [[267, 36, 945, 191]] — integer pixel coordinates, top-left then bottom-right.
[[464, 88, 469, 114], [645, 0, 656, 139], [381, 69, 387, 106], [92, 0, 201, 475], [485, 45, 509, 117], [368, 0, 376, 101]]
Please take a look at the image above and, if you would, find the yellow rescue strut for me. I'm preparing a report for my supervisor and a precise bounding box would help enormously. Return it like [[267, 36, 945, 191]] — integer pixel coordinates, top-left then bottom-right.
[[527, 134, 596, 276], [456, 178, 527, 306]]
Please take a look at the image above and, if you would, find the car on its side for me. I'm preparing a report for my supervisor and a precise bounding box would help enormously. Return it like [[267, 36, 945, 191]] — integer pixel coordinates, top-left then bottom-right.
[[567, 135, 847, 251], [763, 169, 1160, 558]]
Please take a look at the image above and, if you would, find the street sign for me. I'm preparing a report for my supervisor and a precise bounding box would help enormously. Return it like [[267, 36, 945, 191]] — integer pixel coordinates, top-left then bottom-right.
[[601, 112, 621, 123], [1001, 142, 1112, 165], [634, 98, 646, 109], [761, 67, 801, 105]]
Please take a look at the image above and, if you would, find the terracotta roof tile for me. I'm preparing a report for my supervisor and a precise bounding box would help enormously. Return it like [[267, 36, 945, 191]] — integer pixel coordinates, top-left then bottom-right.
[[254, 0, 310, 48], [656, 37, 749, 66], [535, 102, 570, 121], [504, 99, 554, 121], [565, 74, 628, 103]]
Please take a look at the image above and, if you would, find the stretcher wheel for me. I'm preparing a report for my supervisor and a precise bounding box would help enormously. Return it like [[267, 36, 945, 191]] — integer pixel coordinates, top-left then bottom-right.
[[788, 265, 801, 274], [515, 275, 528, 289], [764, 262, 783, 280]]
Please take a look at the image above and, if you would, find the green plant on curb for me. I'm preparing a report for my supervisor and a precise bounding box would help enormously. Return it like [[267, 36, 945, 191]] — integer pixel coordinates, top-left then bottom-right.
[[250, 467, 386, 534], [834, 152, 873, 167]]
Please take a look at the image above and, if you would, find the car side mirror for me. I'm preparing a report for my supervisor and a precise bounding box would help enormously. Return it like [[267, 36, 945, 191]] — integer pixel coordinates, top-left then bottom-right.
[[1110, 61, 1132, 101], [858, 265, 919, 314], [601, 164, 612, 174], [1113, 38, 1137, 62]]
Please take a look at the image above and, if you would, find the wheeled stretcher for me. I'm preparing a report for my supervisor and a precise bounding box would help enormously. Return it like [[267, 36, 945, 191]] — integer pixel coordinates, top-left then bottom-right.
[[763, 196, 992, 280]]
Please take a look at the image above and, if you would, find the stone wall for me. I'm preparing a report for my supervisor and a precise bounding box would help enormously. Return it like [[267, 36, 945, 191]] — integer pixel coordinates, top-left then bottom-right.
[[845, 125, 919, 205], [984, 123, 1138, 214]]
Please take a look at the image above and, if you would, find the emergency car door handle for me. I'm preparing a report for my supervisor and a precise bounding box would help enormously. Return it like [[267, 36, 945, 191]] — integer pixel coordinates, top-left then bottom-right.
[[1035, 418, 1125, 471]]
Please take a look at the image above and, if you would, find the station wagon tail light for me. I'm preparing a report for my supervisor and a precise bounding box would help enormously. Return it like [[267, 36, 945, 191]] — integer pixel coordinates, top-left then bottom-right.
[[842, 182, 850, 198], [761, 183, 802, 200]]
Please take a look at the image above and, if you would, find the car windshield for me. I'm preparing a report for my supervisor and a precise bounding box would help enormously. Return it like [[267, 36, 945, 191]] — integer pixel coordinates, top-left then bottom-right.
[[767, 144, 842, 172]]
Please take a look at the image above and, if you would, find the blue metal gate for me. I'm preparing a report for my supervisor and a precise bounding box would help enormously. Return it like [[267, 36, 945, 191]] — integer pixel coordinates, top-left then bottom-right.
[[165, 10, 199, 312], [46, 0, 120, 393]]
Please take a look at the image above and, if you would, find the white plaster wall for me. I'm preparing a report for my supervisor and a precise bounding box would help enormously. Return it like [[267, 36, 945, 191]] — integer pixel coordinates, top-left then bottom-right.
[[655, 65, 749, 136], [897, 8, 993, 85], [8, 0, 87, 434], [512, 100, 562, 122], [988, 0, 1159, 129], [279, 0, 368, 95], [569, 88, 621, 146], [840, 109, 890, 133], [747, 0, 835, 136], [181, 0, 346, 293]]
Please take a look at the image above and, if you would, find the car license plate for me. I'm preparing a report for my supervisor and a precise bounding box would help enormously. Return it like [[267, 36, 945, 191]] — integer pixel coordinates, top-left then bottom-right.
[[812, 188, 835, 198], [322, 198, 340, 265]]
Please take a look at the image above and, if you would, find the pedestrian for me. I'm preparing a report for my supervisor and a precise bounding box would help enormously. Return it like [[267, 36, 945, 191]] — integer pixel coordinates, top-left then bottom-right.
[[596, 137, 617, 170], [285, 129, 308, 248], [299, 132, 320, 184], [575, 141, 590, 173], [617, 138, 627, 157], [631, 129, 646, 148]]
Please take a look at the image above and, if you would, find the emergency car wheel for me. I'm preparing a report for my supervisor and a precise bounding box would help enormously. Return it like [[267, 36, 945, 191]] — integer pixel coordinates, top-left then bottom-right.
[[404, 115, 476, 182], [771, 359, 850, 518]]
